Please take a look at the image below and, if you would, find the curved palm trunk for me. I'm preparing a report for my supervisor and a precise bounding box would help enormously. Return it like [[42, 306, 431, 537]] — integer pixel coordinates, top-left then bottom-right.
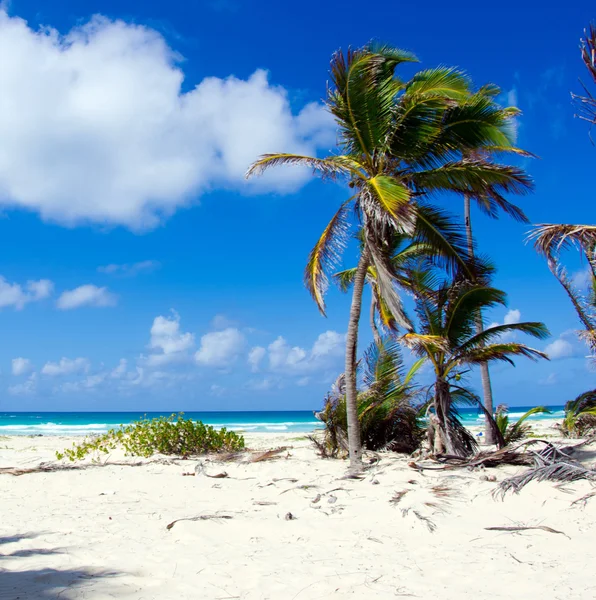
[[370, 296, 382, 346], [464, 194, 496, 445], [345, 249, 369, 470]]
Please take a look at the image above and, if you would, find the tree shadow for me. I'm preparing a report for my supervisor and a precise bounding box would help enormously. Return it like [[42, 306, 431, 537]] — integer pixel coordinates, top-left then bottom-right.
[[0, 533, 121, 599], [0, 568, 121, 599]]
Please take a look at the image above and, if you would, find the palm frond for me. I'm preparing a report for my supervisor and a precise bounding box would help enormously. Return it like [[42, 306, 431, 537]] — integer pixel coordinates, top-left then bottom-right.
[[456, 322, 550, 354], [462, 343, 548, 366], [246, 153, 359, 180], [304, 200, 352, 314]]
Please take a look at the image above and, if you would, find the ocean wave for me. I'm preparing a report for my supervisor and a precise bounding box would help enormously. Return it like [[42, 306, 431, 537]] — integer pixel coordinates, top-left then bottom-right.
[[0, 423, 110, 434]]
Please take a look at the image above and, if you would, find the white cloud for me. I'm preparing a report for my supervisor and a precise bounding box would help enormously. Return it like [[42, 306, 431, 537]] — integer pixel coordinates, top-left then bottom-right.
[[503, 309, 521, 325], [265, 330, 346, 375], [488, 308, 521, 341], [8, 372, 37, 395], [572, 266, 593, 290], [41, 357, 90, 376], [57, 284, 117, 310], [111, 358, 128, 378], [98, 260, 160, 276], [145, 312, 194, 366], [539, 372, 558, 385], [211, 314, 237, 330], [11, 357, 33, 376], [0, 12, 334, 230], [248, 346, 266, 372], [210, 384, 225, 396], [195, 328, 245, 367], [245, 377, 281, 391], [545, 338, 574, 360], [0, 276, 53, 310]]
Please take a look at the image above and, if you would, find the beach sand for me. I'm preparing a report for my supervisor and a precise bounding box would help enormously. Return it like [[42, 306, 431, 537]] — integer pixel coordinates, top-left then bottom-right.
[[1, 420, 595, 599]]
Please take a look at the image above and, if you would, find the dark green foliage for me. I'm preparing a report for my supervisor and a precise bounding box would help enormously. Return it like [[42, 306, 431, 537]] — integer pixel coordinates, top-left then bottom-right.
[[56, 414, 245, 461], [316, 339, 424, 457], [495, 405, 551, 445], [561, 390, 596, 437]]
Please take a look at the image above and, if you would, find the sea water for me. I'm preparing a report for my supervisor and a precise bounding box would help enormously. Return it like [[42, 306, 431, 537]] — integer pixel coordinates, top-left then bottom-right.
[[0, 406, 566, 436]]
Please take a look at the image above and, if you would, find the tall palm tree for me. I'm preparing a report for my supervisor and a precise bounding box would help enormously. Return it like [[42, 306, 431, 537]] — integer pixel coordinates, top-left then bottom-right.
[[529, 224, 596, 358], [402, 275, 549, 456], [247, 45, 532, 470], [438, 82, 535, 444]]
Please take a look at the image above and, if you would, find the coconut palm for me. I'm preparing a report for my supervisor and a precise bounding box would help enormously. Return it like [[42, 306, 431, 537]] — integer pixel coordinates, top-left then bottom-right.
[[529, 224, 596, 358], [315, 337, 425, 457], [402, 275, 550, 456], [247, 45, 532, 469], [456, 87, 534, 444]]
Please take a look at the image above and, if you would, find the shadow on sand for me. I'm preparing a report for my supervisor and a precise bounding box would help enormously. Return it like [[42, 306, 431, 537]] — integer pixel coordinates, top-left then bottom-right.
[[0, 533, 121, 599]]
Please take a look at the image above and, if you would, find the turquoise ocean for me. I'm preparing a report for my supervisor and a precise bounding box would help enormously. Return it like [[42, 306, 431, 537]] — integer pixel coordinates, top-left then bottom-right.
[[0, 406, 566, 436]]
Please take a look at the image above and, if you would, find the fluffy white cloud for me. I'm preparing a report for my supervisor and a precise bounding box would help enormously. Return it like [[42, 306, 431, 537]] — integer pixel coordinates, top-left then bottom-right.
[[572, 267, 593, 290], [145, 312, 194, 365], [98, 260, 160, 276], [503, 309, 521, 325], [11, 357, 33, 376], [0, 12, 334, 229], [264, 330, 346, 374], [41, 357, 90, 376], [0, 276, 53, 310], [8, 373, 37, 395], [248, 346, 266, 372], [195, 328, 245, 367], [57, 285, 117, 310], [488, 308, 521, 341], [544, 338, 574, 360]]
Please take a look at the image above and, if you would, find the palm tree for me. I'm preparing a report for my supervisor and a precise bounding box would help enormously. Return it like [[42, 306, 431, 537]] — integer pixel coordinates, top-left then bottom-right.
[[402, 276, 549, 456], [529, 224, 596, 358], [455, 87, 534, 444], [495, 405, 551, 445], [247, 45, 532, 470], [572, 24, 596, 128]]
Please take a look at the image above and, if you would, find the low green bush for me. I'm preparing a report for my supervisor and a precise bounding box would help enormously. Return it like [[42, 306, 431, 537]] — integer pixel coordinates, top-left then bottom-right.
[[56, 413, 244, 461]]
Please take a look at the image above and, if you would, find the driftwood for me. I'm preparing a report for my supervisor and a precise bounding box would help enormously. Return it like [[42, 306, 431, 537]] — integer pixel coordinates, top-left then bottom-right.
[[485, 525, 569, 538], [166, 515, 233, 530], [246, 447, 288, 463]]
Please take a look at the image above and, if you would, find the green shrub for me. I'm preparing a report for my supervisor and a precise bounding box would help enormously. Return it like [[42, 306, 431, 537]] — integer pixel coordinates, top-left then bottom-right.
[[561, 390, 596, 437], [495, 404, 550, 445], [315, 339, 424, 457], [56, 414, 244, 461]]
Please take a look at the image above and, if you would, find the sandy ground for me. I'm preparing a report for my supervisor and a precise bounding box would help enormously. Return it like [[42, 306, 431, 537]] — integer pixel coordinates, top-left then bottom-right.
[[1, 420, 595, 600]]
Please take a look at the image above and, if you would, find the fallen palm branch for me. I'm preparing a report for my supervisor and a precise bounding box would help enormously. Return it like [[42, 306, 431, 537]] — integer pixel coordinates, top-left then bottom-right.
[[485, 525, 569, 538], [246, 447, 288, 463], [166, 514, 233, 530]]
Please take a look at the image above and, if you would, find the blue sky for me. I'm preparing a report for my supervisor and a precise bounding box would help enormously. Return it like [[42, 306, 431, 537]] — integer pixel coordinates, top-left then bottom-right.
[[0, 0, 594, 411]]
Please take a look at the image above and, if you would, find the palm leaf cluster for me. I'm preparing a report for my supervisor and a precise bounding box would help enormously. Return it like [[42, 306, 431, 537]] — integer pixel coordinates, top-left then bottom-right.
[[572, 24, 596, 128], [529, 224, 596, 358], [495, 405, 551, 445], [561, 389, 596, 437], [315, 339, 424, 456]]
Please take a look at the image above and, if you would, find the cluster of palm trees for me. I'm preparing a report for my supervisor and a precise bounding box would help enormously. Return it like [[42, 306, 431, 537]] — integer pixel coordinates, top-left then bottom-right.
[[248, 31, 595, 470]]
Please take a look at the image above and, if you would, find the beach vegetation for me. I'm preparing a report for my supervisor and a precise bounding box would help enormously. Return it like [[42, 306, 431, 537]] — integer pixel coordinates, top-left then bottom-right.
[[315, 338, 425, 457], [56, 414, 244, 461], [560, 389, 596, 437], [495, 404, 551, 445]]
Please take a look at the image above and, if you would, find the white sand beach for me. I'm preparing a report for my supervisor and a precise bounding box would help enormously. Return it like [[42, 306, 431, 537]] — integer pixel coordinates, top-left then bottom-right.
[[1, 423, 595, 600]]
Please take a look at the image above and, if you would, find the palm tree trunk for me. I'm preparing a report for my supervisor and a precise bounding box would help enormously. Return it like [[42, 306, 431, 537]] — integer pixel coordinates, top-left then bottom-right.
[[345, 249, 369, 470], [464, 194, 495, 445], [370, 296, 382, 346]]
